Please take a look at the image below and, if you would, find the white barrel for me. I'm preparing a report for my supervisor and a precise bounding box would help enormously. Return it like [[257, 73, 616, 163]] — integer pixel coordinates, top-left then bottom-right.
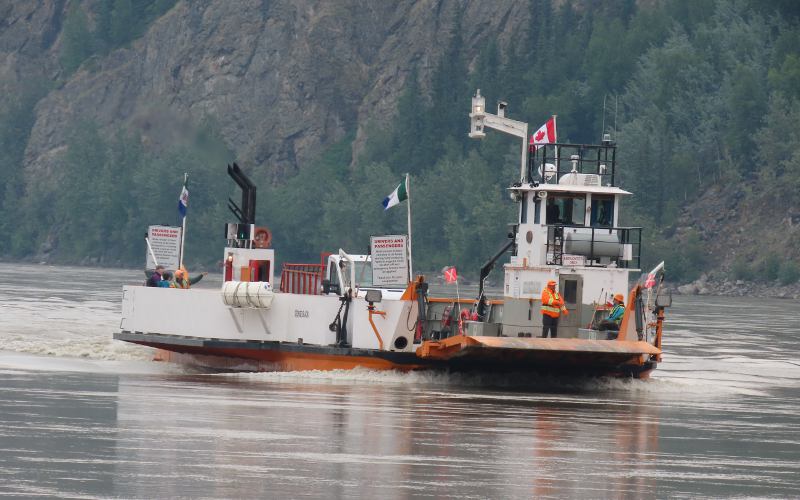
[[221, 281, 274, 308], [563, 229, 621, 258]]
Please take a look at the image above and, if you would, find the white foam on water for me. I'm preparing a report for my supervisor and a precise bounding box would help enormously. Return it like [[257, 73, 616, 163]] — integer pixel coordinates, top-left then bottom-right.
[[0, 351, 181, 376], [217, 363, 782, 400], [219, 366, 670, 395]]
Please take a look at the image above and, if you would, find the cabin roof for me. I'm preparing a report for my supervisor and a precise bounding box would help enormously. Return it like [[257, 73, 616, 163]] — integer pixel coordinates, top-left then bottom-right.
[[510, 184, 632, 196]]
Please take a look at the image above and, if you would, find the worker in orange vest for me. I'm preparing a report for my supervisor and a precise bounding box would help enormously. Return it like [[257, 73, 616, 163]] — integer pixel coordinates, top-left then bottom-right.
[[541, 280, 568, 338], [174, 267, 208, 289]]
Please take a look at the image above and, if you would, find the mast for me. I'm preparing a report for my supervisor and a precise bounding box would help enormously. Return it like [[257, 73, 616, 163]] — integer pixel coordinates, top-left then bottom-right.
[[179, 172, 188, 269], [406, 173, 413, 281]]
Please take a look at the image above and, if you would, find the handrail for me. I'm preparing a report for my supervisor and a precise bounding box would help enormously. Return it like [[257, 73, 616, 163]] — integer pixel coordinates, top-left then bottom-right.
[[367, 307, 386, 350], [529, 142, 618, 187], [545, 224, 642, 269], [280, 267, 324, 295]]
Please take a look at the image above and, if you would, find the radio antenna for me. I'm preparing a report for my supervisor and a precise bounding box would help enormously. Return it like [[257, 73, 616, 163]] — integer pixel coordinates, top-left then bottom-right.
[[601, 94, 607, 142]]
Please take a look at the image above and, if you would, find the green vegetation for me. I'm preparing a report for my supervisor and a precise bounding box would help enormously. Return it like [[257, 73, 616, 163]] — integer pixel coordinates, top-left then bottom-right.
[[2, 0, 800, 282], [779, 261, 800, 285], [60, 0, 177, 75], [732, 256, 756, 282], [1, 116, 233, 268]]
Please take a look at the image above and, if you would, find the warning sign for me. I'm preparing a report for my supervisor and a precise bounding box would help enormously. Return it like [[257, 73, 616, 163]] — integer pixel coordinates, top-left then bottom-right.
[[370, 235, 408, 287], [146, 225, 182, 270]]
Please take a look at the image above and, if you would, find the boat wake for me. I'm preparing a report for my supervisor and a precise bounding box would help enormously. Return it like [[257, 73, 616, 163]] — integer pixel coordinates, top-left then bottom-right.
[[211, 356, 790, 398], [2, 335, 153, 362], [215, 366, 720, 396]]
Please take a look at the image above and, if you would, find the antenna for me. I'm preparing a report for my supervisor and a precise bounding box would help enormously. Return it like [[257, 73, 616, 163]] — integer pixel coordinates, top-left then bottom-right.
[[601, 94, 607, 142], [614, 95, 618, 141]]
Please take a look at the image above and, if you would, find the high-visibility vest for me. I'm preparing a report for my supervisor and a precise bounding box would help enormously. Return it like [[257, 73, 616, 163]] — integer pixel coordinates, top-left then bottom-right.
[[541, 288, 567, 318], [608, 304, 625, 323]]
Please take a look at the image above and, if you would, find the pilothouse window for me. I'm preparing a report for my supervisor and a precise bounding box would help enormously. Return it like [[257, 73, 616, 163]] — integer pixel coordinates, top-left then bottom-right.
[[546, 195, 586, 226], [591, 196, 614, 227]]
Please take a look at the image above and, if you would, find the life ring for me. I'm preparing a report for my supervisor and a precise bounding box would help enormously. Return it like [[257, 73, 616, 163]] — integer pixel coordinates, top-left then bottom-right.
[[253, 227, 272, 248]]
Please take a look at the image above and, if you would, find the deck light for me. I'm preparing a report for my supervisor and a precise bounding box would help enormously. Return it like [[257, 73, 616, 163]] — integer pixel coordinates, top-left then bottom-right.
[[469, 90, 487, 139]]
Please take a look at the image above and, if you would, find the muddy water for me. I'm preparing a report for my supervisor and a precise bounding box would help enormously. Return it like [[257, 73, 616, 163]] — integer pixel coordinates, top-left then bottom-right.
[[0, 263, 798, 498]]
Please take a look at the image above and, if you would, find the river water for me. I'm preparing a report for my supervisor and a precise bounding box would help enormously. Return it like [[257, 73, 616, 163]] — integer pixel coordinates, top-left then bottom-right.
[[0, 262, 798, 498]]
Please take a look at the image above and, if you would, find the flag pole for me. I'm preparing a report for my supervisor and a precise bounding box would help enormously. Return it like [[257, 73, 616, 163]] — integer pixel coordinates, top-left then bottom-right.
[[553, 114, 558, 142], [179, 172, 188, 269], [406, 173, 413, 282], [145, 235, 159, 267], [456, 275, 463, 335]]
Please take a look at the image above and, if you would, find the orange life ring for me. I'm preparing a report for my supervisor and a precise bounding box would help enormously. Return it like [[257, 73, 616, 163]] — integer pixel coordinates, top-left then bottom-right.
[[253, 227, 272, 248]]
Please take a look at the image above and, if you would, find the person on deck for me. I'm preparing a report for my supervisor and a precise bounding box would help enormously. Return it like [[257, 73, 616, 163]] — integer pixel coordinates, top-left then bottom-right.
[[174, 268, 208, 289], [598, 293, 626, 340], [157, 271, 177, 288], [541, 280, 568, 338], [146, 265, 165, 287]]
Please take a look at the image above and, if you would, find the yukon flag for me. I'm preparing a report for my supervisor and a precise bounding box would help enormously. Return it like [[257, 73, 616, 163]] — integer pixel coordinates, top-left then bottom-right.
[[382, 176, 408, 210], [529, 116, 557, 151], [178, 183, 189, 219]]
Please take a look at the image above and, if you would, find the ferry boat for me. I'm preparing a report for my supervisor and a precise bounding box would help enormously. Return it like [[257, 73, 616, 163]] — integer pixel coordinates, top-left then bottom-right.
[[115, 90, 671, 378]]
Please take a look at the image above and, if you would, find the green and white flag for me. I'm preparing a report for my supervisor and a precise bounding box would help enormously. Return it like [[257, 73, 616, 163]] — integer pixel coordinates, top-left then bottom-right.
[[382, 176, 408, 210]]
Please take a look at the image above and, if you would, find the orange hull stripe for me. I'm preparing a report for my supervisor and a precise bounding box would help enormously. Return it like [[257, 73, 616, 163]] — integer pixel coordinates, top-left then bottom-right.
[[154, 347, 427, 372]]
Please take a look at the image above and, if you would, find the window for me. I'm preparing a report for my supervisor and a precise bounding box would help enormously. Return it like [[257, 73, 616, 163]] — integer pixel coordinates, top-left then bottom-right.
[[329, 262, 341, 287], [354, 261, 374, 287], [521, 194, 528, 223], [591, 196, 614, 227], [546, 195, 586, 226]]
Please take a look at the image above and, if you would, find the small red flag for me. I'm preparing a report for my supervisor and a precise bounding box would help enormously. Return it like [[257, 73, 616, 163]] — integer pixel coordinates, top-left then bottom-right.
[[444, 267, 458, 283]]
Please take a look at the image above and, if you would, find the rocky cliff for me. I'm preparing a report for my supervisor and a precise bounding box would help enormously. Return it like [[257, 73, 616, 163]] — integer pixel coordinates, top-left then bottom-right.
[[4, 0, 527, 182]]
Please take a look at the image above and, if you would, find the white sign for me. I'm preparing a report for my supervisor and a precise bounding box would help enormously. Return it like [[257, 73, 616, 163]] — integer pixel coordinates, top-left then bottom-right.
[[562, 254, 586, 267], [370, 235, 408, 287], [146, 225, 182, 270]]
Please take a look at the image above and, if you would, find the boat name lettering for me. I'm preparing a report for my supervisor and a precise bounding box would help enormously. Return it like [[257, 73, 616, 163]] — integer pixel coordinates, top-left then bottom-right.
[[294, 309, 309, 318]]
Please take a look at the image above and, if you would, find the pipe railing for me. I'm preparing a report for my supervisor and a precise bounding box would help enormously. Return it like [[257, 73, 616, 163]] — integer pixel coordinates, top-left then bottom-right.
[[280, 264, 325, 295], [545, 224, 642, 269]]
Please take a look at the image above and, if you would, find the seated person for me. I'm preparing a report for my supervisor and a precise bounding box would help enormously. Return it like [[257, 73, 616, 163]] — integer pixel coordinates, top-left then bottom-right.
[[146, 265, 165, 287], [597, 293, 625, 339], [157, 271, 177, 288]]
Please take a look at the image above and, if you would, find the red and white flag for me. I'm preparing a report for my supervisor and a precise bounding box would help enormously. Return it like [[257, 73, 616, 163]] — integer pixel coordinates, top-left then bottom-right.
[[529, 116, 557, 151], [443, 266, 458, 283]]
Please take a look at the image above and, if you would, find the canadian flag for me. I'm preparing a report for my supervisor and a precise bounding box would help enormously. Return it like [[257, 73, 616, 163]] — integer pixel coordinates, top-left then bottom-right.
[[529, 116, 557, 151], [443, 266, 458, 283]]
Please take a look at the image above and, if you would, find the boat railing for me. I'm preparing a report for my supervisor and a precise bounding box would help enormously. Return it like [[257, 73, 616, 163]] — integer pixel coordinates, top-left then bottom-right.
[[279, 263, 324, 295], [545, 225, 641, 269], [529, 142, 617, 187]]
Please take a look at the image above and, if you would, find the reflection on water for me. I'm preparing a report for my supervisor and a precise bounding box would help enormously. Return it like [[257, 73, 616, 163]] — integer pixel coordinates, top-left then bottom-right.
[[0, 263, 799, 497]]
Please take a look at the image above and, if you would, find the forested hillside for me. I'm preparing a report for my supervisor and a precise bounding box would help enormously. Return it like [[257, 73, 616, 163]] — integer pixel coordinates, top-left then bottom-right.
[[1, 0, 799, 284]]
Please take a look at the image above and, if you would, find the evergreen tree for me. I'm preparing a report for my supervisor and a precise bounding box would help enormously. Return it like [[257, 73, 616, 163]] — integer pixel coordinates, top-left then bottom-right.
[[60, 3, 94, 74]]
